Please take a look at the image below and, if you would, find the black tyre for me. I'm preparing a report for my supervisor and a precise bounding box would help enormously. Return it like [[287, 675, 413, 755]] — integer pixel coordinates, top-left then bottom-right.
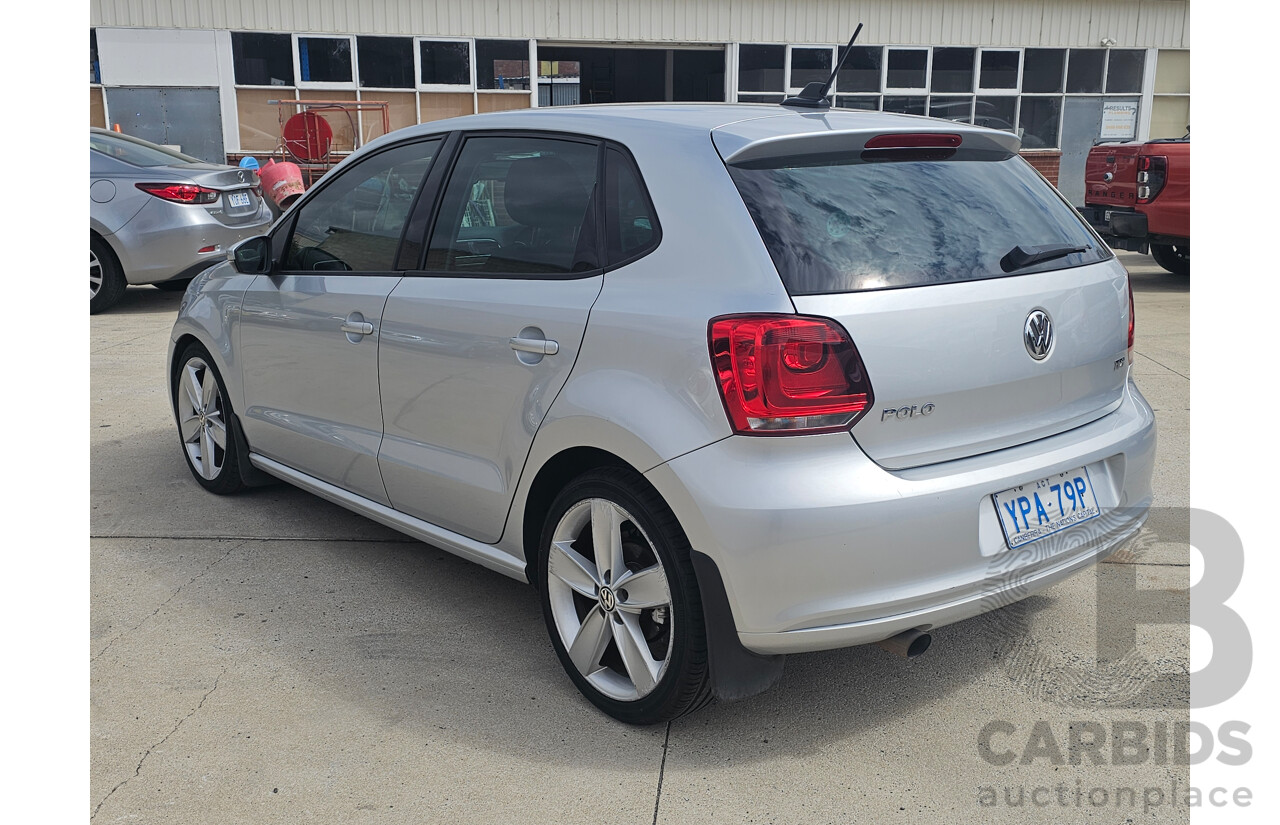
[[153, 278, 193, 292], [537, 466, 712, 724], [1150, 242, 1189, 276], [90, 235, 127, 314], [171, 342, 245, 495]]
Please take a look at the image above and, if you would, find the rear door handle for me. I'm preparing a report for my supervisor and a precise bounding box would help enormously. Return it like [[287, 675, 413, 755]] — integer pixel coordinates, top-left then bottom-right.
[[341, 321, 375, 335], [509, 336, 559, 356]]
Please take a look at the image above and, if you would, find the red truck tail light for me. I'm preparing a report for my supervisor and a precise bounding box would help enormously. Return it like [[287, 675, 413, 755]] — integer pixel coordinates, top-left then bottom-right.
[[709, 315, 874, 435], [135, 182, 220, 204], [1136, 155, 1167, 203]]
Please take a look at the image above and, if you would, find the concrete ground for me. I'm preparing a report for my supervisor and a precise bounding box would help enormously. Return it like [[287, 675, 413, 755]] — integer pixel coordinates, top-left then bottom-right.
[[91, 251, 1190, 823]]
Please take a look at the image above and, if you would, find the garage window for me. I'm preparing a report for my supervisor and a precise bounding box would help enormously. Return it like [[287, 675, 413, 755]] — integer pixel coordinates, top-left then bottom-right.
[[233, 32, 294, 86]]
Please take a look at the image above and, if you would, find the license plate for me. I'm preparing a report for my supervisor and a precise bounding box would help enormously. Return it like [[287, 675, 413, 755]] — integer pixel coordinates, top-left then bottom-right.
[[228, 191, 251, 208], [992, 467, 1100, 549]]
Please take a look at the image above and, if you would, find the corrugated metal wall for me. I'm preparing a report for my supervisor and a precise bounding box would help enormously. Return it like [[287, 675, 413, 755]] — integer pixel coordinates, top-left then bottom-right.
[[90, 0, 1190, 49]]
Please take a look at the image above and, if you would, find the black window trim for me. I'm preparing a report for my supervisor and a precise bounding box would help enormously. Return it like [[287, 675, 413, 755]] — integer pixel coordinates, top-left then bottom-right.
[[273, 134, 448, 276], [405, 128, 611, 282], [602, 140, 663, 272]]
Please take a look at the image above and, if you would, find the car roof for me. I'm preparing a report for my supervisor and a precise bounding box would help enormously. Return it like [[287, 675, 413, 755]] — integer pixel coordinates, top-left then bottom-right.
[[362, 102, 1020, 157]]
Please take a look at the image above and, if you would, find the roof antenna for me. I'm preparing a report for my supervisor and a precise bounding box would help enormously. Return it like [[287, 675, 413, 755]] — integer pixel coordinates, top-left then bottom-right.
[[781, 23, 864, 109]]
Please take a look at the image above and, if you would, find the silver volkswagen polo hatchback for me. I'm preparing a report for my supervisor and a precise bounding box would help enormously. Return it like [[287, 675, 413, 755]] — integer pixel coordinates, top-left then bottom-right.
[[169, 103, 1155, 724]]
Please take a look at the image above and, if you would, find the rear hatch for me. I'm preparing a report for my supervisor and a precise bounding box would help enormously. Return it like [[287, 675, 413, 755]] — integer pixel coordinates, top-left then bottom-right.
[[1085, 143, 1141, 209], [716, 115, 1130, 470]]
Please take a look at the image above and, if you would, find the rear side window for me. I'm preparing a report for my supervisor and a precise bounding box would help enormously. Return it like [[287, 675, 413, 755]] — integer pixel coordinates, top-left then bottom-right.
[[728, 151, 1108, 294], [90, 132, 202, 167], [285, 139, 440, 272], [604, 147, 659, 266], [426, 135, 600, 275]]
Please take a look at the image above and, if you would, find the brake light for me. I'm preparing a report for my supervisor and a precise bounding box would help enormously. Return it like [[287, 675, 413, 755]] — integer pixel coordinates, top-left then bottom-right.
[[135, 183, 220, 204], [709, 315, 874, 435], [1136, 155, 1167, 203], [1127, 276, 1135, 360], [864, 133, 963, 149]]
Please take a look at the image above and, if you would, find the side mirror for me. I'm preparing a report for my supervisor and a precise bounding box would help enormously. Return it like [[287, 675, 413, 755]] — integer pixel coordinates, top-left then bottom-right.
[[230, 235, 273, 274]]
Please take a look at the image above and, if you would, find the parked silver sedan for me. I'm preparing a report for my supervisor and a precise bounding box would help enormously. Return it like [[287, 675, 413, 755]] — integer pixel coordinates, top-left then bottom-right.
[[167, 104, 1155, 724], [90, 128, 273, 313]]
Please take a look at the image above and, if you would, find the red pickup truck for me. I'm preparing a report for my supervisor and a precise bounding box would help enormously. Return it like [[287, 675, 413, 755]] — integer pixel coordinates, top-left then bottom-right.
[[1080, 135, 1189, 275]]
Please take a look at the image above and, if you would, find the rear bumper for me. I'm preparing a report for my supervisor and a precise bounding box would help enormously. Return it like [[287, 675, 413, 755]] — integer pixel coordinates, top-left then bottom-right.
[[113, 197, 273, 284], [645, 379, 1156, 655], [1079, 206, 1149, 252]]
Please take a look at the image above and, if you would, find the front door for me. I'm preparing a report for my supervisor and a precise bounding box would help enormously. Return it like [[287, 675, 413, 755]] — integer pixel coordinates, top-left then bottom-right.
[[238, 137, 443, 503]]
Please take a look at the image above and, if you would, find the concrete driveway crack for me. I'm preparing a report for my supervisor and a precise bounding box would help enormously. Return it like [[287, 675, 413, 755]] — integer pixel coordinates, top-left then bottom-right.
[[652, 721, 671, 825], [91, 670, 225, 820], [91, 541, 244, 663]]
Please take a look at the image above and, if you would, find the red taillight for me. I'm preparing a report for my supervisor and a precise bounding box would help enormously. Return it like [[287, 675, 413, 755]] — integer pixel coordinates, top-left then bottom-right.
[[709, 314, 874, 435], [1127, 276, 1136, 357], [135, 183, 220, 204], [1136, 155, 1167, 203], [864, 133, 963, 149]]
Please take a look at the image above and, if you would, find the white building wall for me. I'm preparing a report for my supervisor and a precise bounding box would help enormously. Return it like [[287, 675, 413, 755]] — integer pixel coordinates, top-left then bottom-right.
[[90, 0, 1190, 48]]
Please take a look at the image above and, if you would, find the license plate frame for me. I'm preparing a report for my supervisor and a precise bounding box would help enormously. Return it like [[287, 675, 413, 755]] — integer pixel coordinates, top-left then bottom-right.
[[228, 190, 252, 208], [992, 467, 1101, 550]]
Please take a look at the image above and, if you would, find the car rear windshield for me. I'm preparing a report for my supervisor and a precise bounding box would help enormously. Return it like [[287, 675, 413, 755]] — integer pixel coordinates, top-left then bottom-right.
[[727, 150, 1109, 294], [90, 132, 203, 168]]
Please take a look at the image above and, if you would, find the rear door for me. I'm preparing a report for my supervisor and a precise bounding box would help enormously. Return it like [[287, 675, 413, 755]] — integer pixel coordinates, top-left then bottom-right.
[[238, 137, 442, 502], [377, 133, 605, 543], [722, 129, 1130, 470]]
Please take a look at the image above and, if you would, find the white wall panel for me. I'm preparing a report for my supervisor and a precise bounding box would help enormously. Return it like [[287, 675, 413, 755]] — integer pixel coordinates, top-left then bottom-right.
[[98, 27, 221, 86], [92, 0, 1189, 49]]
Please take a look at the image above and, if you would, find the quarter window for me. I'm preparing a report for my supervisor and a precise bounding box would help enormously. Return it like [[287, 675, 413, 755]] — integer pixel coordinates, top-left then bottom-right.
[[426, 136, 601, 276], [285, 140, 441, 272], [604, 148, 659, 266]]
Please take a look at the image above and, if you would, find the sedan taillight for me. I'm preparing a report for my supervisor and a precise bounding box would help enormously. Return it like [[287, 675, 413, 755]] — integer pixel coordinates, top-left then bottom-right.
[[135, 182, 220, 204], [709, 314, 874, 435]]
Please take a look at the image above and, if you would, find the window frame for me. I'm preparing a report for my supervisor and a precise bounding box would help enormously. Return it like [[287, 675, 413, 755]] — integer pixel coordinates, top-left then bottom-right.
[[786, 44, 836, 94], [410, 129, 611, 281], [276, 135, 447, 275], [736, 43, 788, 94], [416, 36, 475, 92], [355, 34, 416, 91], [292, 33, 357, 90], [976, 48, 1022, 94], [883, 47, 931, 93]]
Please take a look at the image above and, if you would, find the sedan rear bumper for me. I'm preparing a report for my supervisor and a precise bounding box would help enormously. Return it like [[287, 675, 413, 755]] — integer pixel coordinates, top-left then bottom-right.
[[111, 197, 273, 284], [645, 379, 1156, 655]]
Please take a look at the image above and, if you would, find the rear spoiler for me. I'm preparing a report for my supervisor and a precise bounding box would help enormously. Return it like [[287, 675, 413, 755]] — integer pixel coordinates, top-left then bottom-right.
[[717, 125, 1022, 166]]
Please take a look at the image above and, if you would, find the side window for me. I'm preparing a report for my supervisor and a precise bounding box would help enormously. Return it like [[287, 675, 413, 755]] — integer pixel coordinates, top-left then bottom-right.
[[604, 147, 660, 266], [284, 139, 441, 272], [425, 135, 600, 275]]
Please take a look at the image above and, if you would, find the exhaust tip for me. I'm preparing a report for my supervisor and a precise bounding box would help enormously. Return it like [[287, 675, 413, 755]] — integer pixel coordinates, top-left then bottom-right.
[[876, 628, 932, 659]]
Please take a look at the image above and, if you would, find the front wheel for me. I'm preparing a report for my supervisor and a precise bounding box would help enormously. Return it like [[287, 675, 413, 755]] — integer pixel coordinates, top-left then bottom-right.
[[172, 343, 245, 495], [1150, 242, 1189, 276], [538, 467, 712, 724]]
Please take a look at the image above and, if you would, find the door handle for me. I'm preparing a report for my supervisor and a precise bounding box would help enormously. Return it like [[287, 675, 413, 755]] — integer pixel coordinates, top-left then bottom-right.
[[341, 321, 374, 336], [510, 336, 559, 356]]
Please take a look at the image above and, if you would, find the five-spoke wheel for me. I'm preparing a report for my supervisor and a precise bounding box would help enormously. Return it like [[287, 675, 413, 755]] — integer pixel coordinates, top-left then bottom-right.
[[172, 344, 244, 494], [538, 468, 711, 723]]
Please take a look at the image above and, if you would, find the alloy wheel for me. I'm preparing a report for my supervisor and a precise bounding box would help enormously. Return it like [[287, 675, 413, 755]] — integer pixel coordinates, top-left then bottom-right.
[[546, 498, 674, 701], [176, 357, 228, 480], [90, 248, 102, 300]]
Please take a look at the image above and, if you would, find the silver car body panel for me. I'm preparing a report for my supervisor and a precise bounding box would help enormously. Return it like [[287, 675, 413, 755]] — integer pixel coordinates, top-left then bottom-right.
[[806, 260, 1131, 469], [378, 275, 604, 543], [238, 274, 402, 505], [168, 104, 1157, 660]]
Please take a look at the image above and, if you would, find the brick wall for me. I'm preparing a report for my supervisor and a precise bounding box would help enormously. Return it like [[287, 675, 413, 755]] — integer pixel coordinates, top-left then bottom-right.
[[1020, 150, 1062, 187]]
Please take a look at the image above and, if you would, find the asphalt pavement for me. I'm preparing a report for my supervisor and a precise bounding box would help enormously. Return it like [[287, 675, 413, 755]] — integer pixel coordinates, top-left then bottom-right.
[[90, 250, 1190, 823]]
